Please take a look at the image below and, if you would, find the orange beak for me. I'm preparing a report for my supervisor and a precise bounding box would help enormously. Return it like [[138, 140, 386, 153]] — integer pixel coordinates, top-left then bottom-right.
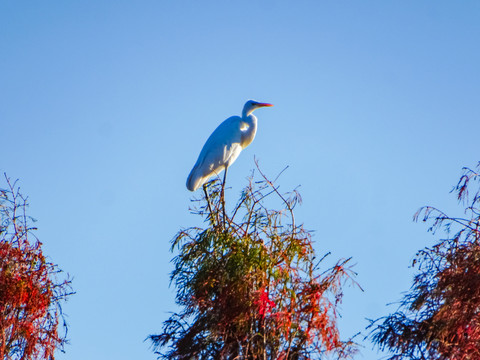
[[258, 103, 273, 107]]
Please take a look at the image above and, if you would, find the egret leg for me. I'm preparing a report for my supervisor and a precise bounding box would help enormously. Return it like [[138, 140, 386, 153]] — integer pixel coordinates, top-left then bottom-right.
[[221, 166, 228, 229], [203, 184, 216, 226]]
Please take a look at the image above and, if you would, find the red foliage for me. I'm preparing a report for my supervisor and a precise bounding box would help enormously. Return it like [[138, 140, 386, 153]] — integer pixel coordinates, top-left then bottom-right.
[[428, 240, 480, 359], [0, 176, 72, 360], [370, 164, 480, 360], [254, 288, 276, 318]]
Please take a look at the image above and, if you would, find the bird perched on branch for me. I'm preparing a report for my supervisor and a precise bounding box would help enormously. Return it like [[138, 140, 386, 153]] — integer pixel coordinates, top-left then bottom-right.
[[186, 100, 273, 192]]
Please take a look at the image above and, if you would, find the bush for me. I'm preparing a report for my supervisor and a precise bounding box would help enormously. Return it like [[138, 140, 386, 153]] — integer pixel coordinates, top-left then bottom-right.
[[369, 163, 480, 360], [0, 176, 72, 360], [150, 168, 358, 359]]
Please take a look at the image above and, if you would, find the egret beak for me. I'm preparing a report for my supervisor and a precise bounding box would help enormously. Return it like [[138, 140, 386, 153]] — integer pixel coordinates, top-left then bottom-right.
[[257, 103, 273, 107]]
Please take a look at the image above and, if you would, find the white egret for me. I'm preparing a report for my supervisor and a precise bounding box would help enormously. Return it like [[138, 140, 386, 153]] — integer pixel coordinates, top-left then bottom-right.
[[186, 100, 273, 192]]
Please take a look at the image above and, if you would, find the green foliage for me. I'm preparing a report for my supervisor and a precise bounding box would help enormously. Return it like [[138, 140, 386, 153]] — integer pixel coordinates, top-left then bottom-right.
[[369, 163, 480, 360], [150, 169, 357, 359]]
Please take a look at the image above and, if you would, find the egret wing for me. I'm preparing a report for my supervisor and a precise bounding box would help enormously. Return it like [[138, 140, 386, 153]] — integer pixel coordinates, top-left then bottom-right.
[[197, 116, 242, 168], [186, 116, 243, 191]]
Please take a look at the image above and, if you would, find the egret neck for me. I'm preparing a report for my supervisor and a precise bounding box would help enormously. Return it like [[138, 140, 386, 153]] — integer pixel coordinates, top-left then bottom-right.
[[239, 113, 258, 149]]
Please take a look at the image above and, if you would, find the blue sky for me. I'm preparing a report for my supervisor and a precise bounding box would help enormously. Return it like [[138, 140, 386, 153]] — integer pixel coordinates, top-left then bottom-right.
[[2, 1, 480, 359]]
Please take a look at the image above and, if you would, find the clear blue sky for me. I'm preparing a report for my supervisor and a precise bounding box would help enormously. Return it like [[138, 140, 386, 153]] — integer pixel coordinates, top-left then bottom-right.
[[2, 1, 480, 359]]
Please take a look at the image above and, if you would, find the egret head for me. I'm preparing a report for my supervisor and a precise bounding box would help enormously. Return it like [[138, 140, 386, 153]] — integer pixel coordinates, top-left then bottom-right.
[[242, 100, 273, 117]]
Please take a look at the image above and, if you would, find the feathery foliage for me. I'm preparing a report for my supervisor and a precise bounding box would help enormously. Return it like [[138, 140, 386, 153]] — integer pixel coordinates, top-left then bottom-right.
[[0, 176, 72, 360], [150, 167, 358, 359], [370, 163, 480, 359]]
